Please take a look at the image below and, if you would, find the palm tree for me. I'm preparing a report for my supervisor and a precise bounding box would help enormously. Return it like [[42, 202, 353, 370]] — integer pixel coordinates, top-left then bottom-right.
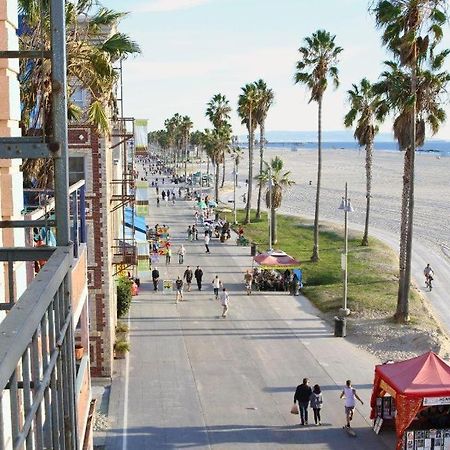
[[257, 157, 295, 246], [374, 58, 449, 320], [344, 78, 386, 246], [254, 79, 275, 220], [294, 30, 343, 261], [18, 2, 141, 187], [180, 115, 193, 179], [206, 94, 232, 188], [238, 83, 259, 224], [372, 0, 447, 322], [204, 124, 231, 202]]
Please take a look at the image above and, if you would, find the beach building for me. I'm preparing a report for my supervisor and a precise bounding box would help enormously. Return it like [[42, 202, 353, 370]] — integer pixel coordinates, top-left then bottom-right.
[[0, 0, 93, 447]]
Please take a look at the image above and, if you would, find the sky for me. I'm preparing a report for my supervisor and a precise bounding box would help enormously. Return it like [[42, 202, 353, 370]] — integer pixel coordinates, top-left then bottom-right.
[[103, 0, 450, 140]]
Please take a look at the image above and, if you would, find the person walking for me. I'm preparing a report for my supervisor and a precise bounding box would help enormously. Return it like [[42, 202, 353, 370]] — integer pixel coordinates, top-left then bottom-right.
[[340, 380, 364, 428], [156, 196, 160, 207], [177, 245, 186, 264], [194, 266, 203, 291], [244, 270, 253, 295], [187, 225, 193, 241], [175, 276, 184, 302], [294, 378, 312, 426], [204, 233, 210, 253], [165, 247, 172, 265], [220, 288, 229, 318], [183, 266, 193, 292], [310, 384, 323, 426], [212, 275, 222, 299], [151, 267, 160, 291]]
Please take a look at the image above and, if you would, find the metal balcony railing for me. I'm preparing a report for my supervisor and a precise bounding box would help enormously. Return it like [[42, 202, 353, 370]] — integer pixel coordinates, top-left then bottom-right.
[[0, 246, 78, 450]]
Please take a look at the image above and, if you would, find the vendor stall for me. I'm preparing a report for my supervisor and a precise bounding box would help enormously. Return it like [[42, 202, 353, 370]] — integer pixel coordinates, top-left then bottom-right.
[[252, 250, 302, 292], [370, 352, 450, 450]]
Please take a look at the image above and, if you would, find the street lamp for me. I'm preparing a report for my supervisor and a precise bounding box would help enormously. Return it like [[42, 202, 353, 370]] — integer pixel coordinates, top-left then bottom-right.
[[338, 182, 354, 317], [268, 164, 273, 252], [231, 136, 239, 224]]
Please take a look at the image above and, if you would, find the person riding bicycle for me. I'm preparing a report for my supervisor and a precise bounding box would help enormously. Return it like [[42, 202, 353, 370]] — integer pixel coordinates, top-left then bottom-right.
[[424, 264, 434, 288]]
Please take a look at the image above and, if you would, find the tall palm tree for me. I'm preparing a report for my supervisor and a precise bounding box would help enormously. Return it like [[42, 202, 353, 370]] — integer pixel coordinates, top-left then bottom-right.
[[344, 78, 386, 246], [294, 30, 343, 261], [206, 94, 232, 188], [372, 0, 447, 322], [180, 115, 193, 179], [254, 79, 275, 220], [374, 58, 449, 321], [204, 124, 231, 202], [238, 83, 259, 224], [18, 1, 140, 187], [257, 157, 295, 246]]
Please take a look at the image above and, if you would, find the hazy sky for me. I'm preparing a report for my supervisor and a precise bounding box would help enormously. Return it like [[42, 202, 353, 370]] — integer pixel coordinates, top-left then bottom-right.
[[104, 0, 450, 139]]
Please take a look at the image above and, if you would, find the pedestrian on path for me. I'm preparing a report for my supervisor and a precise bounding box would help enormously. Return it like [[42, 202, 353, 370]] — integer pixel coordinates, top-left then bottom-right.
[[194, 266, 203, 290], [156, 196, 160, 207], [340, 380, 364, 428], [187, 225, 193, 241], [175, 276, 184, 302], [244, 270, 253, 295], [204, 233, 210, 253], [183, 266, 193, 291], [294, 378, 312, 426], [212, 275, 222, 299], [165, 247, 172, 265], [151, 267, 159, 291], [220, 288, 229, 318], [309, 384, 323, 426], [177, 245, 186, 264], [192, 224, 198, 240]]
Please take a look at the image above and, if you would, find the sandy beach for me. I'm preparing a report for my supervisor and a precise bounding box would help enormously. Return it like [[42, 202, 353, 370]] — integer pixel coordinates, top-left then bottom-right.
[[232, 147, 450, 261]]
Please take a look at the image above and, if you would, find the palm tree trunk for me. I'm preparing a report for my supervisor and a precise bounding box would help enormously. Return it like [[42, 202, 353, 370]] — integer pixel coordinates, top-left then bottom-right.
[[361, 139, 373, 246], [396, 148, 410, 314], [311, 98, 322, 262], [256, 122, 265, 220], [397, 59, 417, 323], [221, 158, 226, 188], [271, 207, 277, 245], [244, 110, 253, 224], [184, 136, 188, 180], [214, 162, 220, 202]]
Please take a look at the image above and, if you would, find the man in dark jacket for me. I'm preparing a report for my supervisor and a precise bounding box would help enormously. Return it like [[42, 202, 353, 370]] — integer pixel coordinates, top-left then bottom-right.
[[183, 266, 193, 292], [194, 266, 203, 291], [151, 267, 160, 291], [294, 378, 312, 425]]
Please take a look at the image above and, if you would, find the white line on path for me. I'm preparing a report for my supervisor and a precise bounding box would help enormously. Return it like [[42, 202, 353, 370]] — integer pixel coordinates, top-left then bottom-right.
[[122, 313, 131, 450]]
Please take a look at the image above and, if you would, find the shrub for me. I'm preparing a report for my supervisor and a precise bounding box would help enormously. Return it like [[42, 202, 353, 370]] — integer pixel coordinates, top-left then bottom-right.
[[116, 321, 129, 333], [117, 276, 132, 318], [114, 339, 130, 353]]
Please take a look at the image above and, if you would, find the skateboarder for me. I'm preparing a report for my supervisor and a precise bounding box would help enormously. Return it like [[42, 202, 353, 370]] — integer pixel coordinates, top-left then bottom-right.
[[340, 380, 364, 429]]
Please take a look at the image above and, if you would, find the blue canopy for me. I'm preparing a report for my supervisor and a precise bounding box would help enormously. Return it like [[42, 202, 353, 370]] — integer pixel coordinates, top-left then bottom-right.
[[124, 208, 146, 234]]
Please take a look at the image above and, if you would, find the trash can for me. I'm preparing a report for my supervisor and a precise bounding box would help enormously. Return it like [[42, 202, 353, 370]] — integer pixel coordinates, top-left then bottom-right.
[[334, 316, 346, 337], [250, 243, 257, 256]]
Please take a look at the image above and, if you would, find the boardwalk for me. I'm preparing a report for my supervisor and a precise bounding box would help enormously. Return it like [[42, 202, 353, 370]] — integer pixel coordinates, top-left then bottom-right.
[[105, 179, 396, 450]]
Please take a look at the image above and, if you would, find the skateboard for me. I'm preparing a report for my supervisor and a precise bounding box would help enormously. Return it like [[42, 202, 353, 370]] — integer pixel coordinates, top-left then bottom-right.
[[343, 426, 356, 437]]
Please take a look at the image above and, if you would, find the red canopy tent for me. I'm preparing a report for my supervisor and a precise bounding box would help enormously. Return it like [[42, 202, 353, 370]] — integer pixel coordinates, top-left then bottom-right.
[[253, 250, 300, 269], [370, 352, 450, 449]]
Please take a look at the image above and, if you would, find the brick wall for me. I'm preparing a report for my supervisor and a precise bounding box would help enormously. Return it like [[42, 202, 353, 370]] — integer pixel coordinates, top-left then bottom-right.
[[69, 125, 116, 378]]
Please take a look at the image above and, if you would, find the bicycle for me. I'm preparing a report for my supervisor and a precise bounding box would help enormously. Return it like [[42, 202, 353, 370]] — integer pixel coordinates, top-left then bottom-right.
[[425, 275, 433, 291]]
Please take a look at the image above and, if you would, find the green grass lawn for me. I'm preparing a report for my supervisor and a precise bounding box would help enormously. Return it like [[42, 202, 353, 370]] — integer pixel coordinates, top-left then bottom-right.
[[226, 210, 426, 321]]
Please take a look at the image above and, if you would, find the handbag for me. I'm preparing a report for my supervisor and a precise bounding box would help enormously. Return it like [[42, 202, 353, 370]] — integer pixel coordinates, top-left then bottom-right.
[[290, 403, 299, 415]]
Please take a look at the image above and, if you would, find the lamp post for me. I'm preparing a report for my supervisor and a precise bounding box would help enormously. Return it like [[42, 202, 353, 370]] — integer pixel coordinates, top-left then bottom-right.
[[268, 165, 273, 252], [338, 182, 354, 317], [199, 146, 203, 198], [231, 136, 239, 224]]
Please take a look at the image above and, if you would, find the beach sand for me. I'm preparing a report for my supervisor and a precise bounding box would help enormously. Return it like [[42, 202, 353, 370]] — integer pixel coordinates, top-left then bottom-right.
[[238, 147, 450, 259]]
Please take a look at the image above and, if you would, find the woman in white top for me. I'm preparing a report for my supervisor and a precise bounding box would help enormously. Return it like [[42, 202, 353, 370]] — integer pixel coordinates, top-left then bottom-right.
[[220, 288, 229, 317], [212, 275, 222, 299], [177, 245, 186, 264]]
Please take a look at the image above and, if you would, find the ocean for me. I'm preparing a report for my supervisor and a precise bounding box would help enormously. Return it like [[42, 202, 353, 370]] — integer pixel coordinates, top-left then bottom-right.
[[263, 140, 450, 157]]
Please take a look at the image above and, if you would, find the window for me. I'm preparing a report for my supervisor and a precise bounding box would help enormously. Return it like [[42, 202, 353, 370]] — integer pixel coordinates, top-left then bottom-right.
[[69, 156, 85, 185]]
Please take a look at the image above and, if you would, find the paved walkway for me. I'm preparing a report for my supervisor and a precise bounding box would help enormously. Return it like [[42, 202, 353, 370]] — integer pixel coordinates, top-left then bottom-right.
[[105, 173, 396, 449]]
